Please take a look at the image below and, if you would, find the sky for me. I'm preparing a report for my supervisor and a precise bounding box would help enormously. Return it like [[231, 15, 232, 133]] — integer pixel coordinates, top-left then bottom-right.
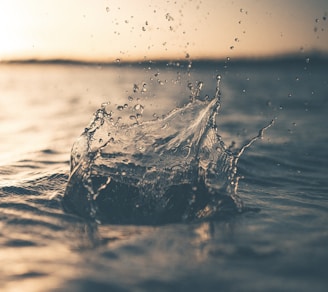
[[0, 0, 327, 62]]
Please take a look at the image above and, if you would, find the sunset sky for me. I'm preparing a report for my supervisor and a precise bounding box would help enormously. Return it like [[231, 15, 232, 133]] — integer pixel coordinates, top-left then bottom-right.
[[0, 0, 327, 62]]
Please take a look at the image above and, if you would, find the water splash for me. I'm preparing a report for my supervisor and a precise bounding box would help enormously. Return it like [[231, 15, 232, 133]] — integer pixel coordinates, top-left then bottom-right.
[[63, 76, 272, 225]]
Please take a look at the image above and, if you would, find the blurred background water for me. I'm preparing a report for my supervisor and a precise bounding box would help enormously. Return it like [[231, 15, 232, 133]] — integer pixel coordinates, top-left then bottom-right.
[[0, 58, 327, 291]]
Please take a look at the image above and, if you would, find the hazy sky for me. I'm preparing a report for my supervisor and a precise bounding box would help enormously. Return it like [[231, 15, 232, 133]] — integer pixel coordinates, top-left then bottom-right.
[[0, 0, 327, 61]]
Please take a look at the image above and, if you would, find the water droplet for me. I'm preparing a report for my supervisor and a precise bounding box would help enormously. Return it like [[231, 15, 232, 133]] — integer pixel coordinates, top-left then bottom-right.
[[230, 46, 234, 50], [305, 57, 310, 64], [295, 77, 300, 81], [115, 58, 120, 63], [128, 96, 133, 102], [197, 81, 203, 91], [165, 13, 174, 21], [134, 104, 144, 113], [117, 105, 124, 111], [133, 84, 139, 93], [141, 83, 147, 92], [106, 7, 110, 12]]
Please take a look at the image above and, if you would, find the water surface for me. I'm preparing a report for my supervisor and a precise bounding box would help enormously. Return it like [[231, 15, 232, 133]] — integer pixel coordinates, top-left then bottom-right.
[[0, 59, 327, 291]]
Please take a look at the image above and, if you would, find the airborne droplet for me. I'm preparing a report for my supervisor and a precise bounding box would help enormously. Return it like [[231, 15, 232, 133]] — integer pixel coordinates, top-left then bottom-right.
[[133, 84, 139, 93], [134, 104, 144, 113]]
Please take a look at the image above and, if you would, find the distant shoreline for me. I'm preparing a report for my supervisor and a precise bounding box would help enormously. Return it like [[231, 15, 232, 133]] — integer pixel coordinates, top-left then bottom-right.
[[1, 52, 328, 68]]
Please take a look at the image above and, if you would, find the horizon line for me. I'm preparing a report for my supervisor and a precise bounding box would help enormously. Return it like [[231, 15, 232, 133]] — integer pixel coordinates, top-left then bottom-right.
[[1, 51, 328, 66]]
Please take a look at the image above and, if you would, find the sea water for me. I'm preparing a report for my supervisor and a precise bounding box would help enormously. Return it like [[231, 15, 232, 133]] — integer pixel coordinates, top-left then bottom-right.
[[0, 59, 327, 291]]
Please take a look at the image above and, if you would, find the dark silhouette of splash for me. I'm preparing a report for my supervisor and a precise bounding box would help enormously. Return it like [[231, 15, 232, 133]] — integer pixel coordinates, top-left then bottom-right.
[[63, 76, 272, 225]]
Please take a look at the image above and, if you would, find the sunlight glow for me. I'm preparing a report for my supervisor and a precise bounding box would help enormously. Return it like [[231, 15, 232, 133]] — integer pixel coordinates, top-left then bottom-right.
[[0, 0, 327, 61]]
